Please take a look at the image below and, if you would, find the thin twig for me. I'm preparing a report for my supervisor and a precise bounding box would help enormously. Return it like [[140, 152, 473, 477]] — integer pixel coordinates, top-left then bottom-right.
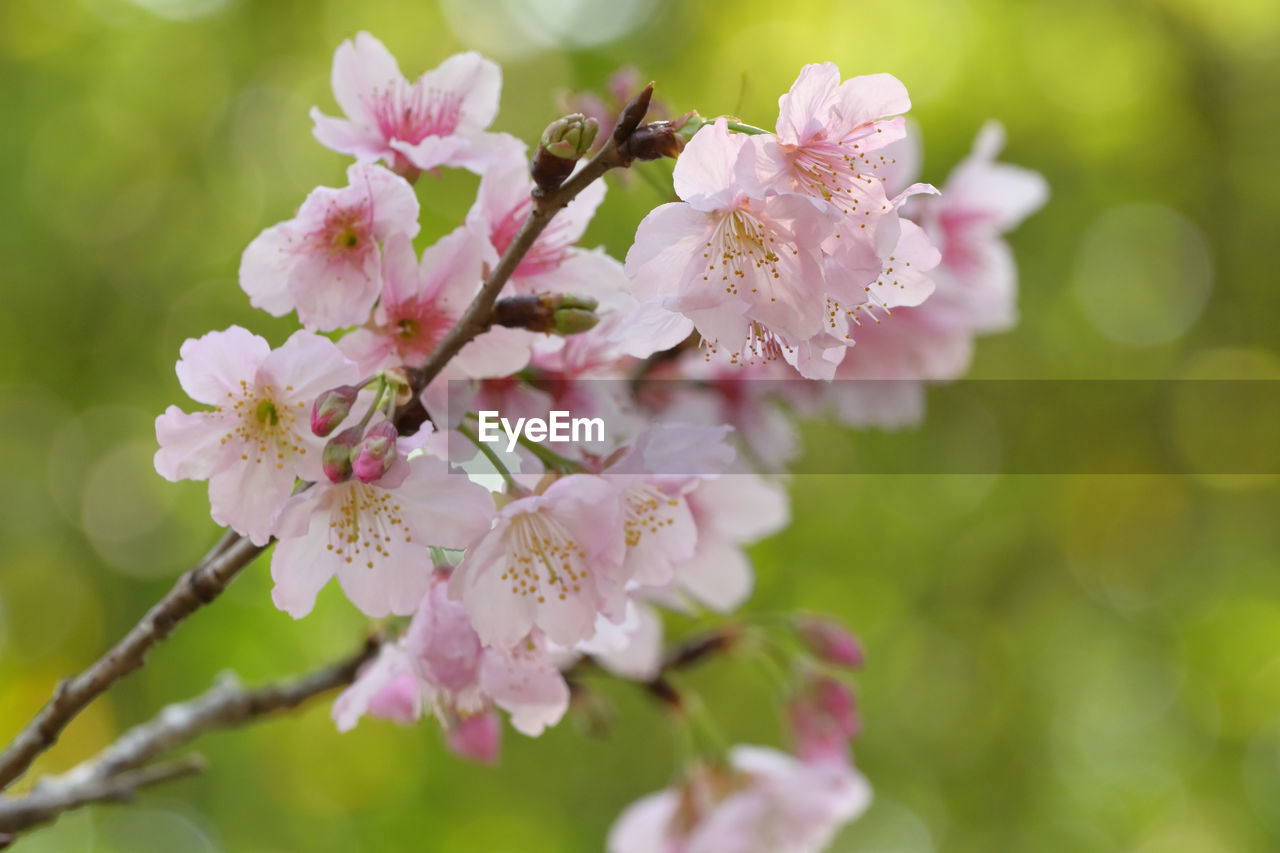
[[0, 534, 267, 791], [0, 636, 379, 835], [0, 756, 207, 838]]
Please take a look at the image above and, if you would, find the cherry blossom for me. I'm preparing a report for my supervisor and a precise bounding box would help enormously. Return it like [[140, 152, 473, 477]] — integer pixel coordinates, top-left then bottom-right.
[[333, 574, 570, 744], [310, 32, 521, 176], [338, 229, 532, 378], [607, 746, 872, 853], [155, 326, 357, 545], [787, 673, 861, 765], [269, 426, 495, 618], [743, 62, 910, 215], [625, 119, 841, 376], [903, 121, 1049, 334], [240, 162, 419, 332], [448, 474, 627, 649], [467, 147, 632, 311]]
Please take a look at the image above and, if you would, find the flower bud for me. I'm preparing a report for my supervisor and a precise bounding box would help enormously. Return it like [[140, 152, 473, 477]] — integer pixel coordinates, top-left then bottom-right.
[[531, 114, 599, 193], [787, 672, 860, 764], [793, 615, 864, 668], [352, 421, 399, 483], [612, 82, 654, 145], [620, 121, 686, 162], [322, 426, 363, 483], [492, 292, 599, 335], [311, 384, 361, 436]]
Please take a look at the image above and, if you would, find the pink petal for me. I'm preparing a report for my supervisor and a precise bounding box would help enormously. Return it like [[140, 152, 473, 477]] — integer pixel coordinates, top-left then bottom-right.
[[777, 62, 841, 144], [153, 407, 229, 482], [239, 223, 301, 318], [834, 72, 911, 132], [422, 51, 502, 132], [174, 326, 270, 406], [331, 32, 404, 127]]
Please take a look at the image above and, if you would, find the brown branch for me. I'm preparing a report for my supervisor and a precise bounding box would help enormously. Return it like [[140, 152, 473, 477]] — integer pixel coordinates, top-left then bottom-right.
[[401, 91, 652, 417], [0, 532, 267, 791], [0, 636, 379, 835]]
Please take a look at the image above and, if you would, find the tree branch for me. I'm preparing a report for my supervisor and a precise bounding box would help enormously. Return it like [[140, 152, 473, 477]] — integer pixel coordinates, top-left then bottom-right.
[[0, 635, 379, 836], [402, 137, 632, 402], [0, 533, 267, 791]]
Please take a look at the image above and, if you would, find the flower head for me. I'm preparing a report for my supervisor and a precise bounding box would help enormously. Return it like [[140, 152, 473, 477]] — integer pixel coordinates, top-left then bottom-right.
[[240, 162, 420, 332], [155, 327, 358, 544], [270, 427, 495, 618], [607, 746, 872, 853], [311, 32, 521, 176], [448, 474, 627, 649]]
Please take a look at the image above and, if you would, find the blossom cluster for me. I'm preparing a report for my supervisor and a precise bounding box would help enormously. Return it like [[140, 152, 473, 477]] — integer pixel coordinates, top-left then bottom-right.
[[154, 31, 1044, 852]]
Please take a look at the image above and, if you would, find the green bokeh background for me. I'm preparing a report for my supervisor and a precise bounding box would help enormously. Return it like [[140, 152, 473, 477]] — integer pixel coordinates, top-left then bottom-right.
[[3, 0, 1279, 850]]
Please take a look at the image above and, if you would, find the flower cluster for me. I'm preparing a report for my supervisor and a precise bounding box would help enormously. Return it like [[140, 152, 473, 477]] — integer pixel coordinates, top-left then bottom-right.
[[154, 32, 1045, 852]]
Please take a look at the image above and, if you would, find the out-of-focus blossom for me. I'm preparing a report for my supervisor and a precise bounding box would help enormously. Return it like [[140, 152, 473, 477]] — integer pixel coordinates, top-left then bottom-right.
[[311, 32, 521, 176], [607, 745, 872, 853], [466, 148, 632, 312], [793, 616, 864, 668], [334, 574, 570, 747], [270, 426, 494, 618], [155, 327, 357, 545], [239, 162, 419, 332], [904, 121, 1049, 334], [787, 673, 860, 765]]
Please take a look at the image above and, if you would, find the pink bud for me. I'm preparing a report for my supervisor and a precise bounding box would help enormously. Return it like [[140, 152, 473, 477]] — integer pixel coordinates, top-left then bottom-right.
[[322, 426, 363, 483], [794, 616, 864, 668], [352, 422, 399, 483], [788, 673, 859, 765], [446, 711, 502, 765], [311, 384, 361, 436]]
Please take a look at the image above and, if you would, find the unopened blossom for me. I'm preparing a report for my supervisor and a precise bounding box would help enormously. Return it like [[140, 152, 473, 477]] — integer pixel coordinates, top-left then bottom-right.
[[449, 474, 627, 649], [155, 326, 357, 545], [339, 229, 531, 378], [270, 426, 495, 618], [239, 162, 419, 332], [311, 32, 521, 175], [744, 62, 910, 215], [787, 673, 860, 765], [334, 574, 570, 744], [625, 119, 841, 376], [607, 746, 872, 853], [793, 616, 864, 668], [466, 148, 632, 311]]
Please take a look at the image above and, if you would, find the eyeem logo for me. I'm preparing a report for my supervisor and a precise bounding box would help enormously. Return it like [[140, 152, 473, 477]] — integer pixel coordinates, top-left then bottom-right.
[[476, 411, 605, 453]]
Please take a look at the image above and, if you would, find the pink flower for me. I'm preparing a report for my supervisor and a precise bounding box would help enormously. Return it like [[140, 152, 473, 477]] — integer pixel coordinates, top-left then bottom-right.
[[448, 474, 627, 649], [270, 426, 495, 618], [607, 746, 872, 853], [310, 32, 520, 176], [155, 326, 357, 545], [625, 119, 840, 376], [905, 121, 1049, 334], [338, 228, 532, 377], [333, 574, 570, 744], [239, 162, 419, 332], [828, 122, 1046, 425], [787, 673, 861, 765], [793, 616, 864, 668], [744, 63, 910, 214], [603, 424, 736, 588], [467, 147, 633, 311], [670, 473, 789, 612]]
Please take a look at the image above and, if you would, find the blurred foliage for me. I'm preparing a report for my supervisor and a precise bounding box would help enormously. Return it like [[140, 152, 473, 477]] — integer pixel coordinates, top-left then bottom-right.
[[1, 0, 1279, 850]]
